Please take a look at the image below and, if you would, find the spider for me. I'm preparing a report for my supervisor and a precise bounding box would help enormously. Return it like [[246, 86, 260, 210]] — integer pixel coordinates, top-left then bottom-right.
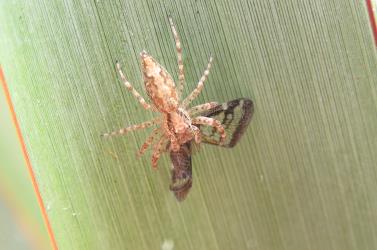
[[102, 18, 226, 168]]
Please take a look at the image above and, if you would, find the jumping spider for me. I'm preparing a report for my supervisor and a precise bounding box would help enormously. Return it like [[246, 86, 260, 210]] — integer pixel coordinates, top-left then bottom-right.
[[103, 18, 253, 200], [103, 18, 225, 167]]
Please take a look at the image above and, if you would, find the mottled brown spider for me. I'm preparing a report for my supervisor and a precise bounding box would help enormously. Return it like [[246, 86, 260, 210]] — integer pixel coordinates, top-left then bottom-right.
[[102, 18, 226, 168]]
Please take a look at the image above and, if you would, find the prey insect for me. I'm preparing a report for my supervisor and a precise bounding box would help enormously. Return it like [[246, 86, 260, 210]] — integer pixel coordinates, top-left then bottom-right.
[[102, 18, 254, 201], [170, 98, 253, 201]]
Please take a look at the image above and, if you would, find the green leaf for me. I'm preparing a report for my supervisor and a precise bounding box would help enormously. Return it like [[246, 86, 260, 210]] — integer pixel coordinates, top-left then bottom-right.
[[1, 1, 377, 249]]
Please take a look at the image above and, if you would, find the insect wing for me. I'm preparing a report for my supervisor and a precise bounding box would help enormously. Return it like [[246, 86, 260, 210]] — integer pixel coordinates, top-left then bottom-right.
[[198, 98, 254, 147], [169, 141, 193, 201]]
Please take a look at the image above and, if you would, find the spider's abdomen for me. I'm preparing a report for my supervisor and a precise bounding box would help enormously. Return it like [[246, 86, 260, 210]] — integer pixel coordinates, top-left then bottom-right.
[[141, 51, 178, 113]]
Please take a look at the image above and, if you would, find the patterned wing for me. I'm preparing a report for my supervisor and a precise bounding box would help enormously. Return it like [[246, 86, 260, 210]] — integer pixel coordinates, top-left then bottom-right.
[[169, 141, 193, 201], [198, 98, 254, 147]]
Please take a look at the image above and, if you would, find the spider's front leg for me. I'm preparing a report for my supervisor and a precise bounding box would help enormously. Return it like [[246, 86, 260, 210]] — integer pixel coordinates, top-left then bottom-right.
[[162, 116, 180, 152], [116, 62, 155, 111], [181, 57, 213, 108], [192, 116, 226, 144], [169, 18, 185, 100], [151, 136, 168, 169], [101, 117, 160, 138], [167, 130, 180, 152], [191, 125, 201, 144], [137, 127, 160, 158], [188, 102, 219, 116]]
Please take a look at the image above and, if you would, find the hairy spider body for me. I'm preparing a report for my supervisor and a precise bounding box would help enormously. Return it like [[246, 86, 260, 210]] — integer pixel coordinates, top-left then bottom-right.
[[141, 51, 178, 113], [103, 18, 225, 168]]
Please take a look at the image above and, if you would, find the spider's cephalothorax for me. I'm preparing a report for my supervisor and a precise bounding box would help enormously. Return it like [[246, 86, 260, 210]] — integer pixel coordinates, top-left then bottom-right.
[[102, 18, 225, 168]]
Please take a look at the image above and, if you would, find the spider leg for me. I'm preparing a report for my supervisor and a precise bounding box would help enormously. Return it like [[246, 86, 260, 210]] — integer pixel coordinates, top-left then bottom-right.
[[151, 136, 168, 169], [167, 130, 180, 152], [188, 102, 218, 115], [137, 127, 161, 158], [161, 114, 180, 152], [192, 125, 201, 144], [116, 62, 154, 111], [169, 18, 185, 100], [101, 118, 160, 138], [192, 116, 226, 144], [181, 57, 213, 108]]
